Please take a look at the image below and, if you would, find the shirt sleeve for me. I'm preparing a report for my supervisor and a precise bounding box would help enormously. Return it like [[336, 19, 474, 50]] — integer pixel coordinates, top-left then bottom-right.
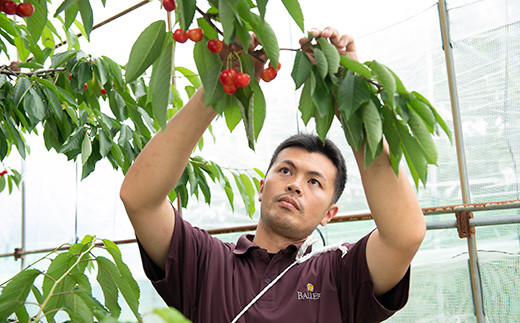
[[337, 233, 410, 323], [137, 205, 217, 317]]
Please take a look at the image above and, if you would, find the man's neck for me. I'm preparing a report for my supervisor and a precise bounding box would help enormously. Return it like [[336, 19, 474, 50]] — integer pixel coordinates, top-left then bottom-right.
[[253, 221, 306, 254]]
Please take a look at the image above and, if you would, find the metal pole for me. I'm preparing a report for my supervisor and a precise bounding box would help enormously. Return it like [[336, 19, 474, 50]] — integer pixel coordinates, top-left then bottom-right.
[[437, 1, 486, 321], [20, 159, 26, 270]]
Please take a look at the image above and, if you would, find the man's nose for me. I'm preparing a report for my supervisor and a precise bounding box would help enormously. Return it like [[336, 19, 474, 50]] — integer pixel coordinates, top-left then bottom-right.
[[286, 182, 302, 196]]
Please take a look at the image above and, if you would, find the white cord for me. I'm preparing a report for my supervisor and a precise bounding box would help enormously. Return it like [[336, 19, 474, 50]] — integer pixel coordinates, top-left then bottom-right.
[[230, 238, 348, 323]]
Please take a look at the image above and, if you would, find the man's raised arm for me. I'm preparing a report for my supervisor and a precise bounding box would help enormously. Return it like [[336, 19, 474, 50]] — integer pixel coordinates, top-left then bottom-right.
[[354, 143, 425, 296], [120, 87, 217, 270], [310, 27, 426, 296]]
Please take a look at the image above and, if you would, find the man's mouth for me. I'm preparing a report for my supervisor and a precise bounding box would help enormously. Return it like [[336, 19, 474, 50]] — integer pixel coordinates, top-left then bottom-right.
[[278, 195, 300, 210]]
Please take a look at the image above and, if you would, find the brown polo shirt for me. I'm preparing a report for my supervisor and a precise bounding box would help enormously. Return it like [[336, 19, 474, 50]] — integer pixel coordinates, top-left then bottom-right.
[[138, 207, 410, 322]]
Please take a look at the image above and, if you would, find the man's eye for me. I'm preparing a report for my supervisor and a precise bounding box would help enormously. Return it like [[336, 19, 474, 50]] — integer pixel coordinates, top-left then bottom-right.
[[280, 168, 290, 174], [309, 179, 320, 186]]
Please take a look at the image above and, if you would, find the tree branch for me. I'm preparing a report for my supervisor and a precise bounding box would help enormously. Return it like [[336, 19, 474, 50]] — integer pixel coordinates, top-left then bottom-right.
[[0, 65, 66, 77]]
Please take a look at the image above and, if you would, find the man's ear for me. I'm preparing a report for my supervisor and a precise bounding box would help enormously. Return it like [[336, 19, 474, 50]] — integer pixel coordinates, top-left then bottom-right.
[[320, 204, 339, 226], [258, 179, 264, 201]]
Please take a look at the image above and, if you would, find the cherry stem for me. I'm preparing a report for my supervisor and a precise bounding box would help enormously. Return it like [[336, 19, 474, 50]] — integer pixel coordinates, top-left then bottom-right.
[[195, 6, 265, 63]]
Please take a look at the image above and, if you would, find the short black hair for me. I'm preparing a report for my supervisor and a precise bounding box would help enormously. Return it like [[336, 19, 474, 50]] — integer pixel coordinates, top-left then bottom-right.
[[266, 133, 347, 203]]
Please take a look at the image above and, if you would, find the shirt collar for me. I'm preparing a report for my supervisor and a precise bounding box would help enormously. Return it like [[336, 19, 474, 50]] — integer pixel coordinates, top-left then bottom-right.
[[233, 234, 312, 256]]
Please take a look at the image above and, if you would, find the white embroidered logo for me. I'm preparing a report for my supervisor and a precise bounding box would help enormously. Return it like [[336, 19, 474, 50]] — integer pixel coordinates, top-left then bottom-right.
[[297, 282, 321, 300]]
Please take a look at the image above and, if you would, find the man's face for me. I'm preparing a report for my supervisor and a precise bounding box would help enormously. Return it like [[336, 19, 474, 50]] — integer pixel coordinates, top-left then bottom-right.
[[258, 147, 339, 241]]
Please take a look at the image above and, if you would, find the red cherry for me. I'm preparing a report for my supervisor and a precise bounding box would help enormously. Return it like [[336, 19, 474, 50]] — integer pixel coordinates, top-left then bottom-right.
[[219, 68, 237, 85], [207, 39, 223, 53], [68, 74, 72, 80], [84, 83, 88, 90], [187, 28, 203, 43], [260, 66, 277, 82], [100, 88, 107, 95], [269, 61, 281, 71], [162, 0, 176, 12], [0, 170, 7, 176], [222, 83, 238, 95], [2, 1, 16, 14], [16, 2, 34, 17], [234, 73, 250, 88], [172, 29, 188, 43]]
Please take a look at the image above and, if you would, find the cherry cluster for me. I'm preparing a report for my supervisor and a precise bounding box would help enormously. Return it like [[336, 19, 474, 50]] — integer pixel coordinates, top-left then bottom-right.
[[173, 28, 203, 43], [1, 0, 34, 17], [219, 68, 250, 94]]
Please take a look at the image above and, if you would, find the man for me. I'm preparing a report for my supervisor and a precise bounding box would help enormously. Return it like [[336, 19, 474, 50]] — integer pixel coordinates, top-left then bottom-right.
[[120, 27, 426, 322]]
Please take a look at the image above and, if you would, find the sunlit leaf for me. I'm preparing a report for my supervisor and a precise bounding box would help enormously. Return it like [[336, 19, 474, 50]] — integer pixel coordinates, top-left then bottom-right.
[[125, 20, 166, 83], [281, 0, 304, 32]]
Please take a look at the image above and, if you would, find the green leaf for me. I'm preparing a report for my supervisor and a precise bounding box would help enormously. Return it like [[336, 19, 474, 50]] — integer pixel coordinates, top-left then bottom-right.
[[370, 60, 396, 108], [78, 61, 93, 87], [64, 4, 79, 30], [223, 95, 241, 131], [70, 288, 111, 322], [237, 97, 254, 150], [233, 173, 252, 217], [54, 0, 79, 16], [77, 0, 93, 40], [24, 88, 46, 124], [94, 57, 108, 86], [0, 269, 40, 320], [250, 80, 266, 140], [311, 70, 332, 117], [298, 80, 314, 125], [174, 66, 201, 88], [26, 0, 47, 42], [257, 0, 268, 18], [81, 134, 92, 165], [101, 240, 140, 320], [361, 100, 383, 161], [194, 40, 223, 107], [246, 12, 279, 66], [13, 76, 31, 107], [281, 0, 304, 32], [364, 139, 383, 169], [42, 252, 75, 322], [98, 130, 112, 157], [197, 17, 217, 40], [177, 0, 196, 30], [408, 109, 438, 165], [219, 0, 237, 44], [340, 109, 363, 152], [110, 144, 124, 168], [150, 36, 173, 130], [395, 120, 427, 187], [153, 307, 191, 323], [313, 47, 328, 79], [125, 20, 166, 83], [412, 91, 453, 142], [291, 51, 312, 89], [15, 303, 29, 322], [339, 55, 371, 79], [408, 98, 435, 132], [314, 105, 334, 142], [336, 70, 355, 117], [96, 256, 121, 319], [108, 90, 125, 120], [382, 108, 403, 175], [317, 38, 340, 75]]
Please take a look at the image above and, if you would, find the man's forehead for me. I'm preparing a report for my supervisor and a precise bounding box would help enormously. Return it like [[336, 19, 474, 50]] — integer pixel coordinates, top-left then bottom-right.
[[273, 147, 336, 177]]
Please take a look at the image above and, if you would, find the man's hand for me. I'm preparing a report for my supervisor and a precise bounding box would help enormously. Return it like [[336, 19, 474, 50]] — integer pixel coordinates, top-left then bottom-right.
[[299, 26, 359, 61]]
